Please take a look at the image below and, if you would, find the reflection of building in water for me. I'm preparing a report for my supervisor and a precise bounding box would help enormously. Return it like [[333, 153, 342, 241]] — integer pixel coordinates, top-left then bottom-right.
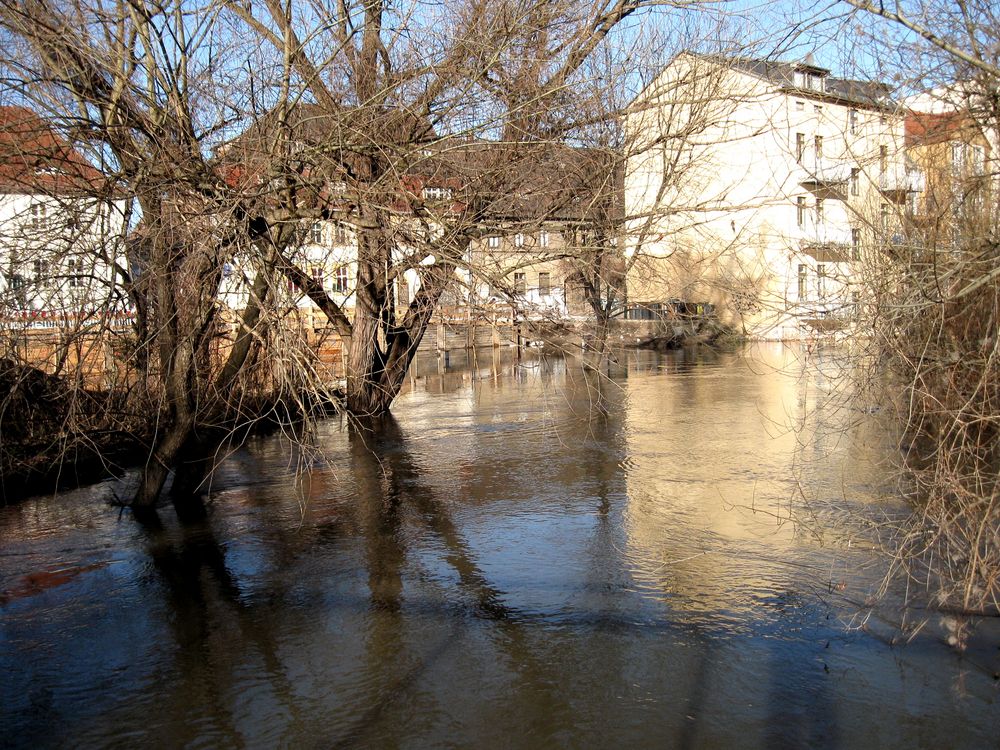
[[620, 344, 886, 615]]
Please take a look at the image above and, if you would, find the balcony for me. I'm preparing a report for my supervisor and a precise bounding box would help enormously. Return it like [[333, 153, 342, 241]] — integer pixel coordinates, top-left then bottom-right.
[[798, 159, 853, 188], [794, 301, 857, 331], [798, 224, 854, 262], [879, 163, 925, 197]]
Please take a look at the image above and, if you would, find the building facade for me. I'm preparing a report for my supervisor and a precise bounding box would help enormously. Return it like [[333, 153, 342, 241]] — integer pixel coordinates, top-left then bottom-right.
[[624, 53, 921, 339], [0, 106, 127, 319]]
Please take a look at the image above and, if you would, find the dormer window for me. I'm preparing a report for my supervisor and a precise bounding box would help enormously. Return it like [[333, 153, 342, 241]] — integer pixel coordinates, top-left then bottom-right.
[[794, 68, 826, 93]]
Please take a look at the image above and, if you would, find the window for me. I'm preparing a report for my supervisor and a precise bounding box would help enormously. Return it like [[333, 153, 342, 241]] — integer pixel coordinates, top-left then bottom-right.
[[513, 272, 526, 295], [879, 145, 888, 175], [795, 132, 805, 162], [951, 141, 966, 172], [814, 135, 823, 161], [880, 203, 889, 231], [487, 235, 501, 249], [310, 222, 323, 244], [808, 73, 825, 92], [333, 222, 349, 244], [851, 228, 861, 260], [795, 100, 805, 111], [32, 259, 47, 282], [311, 267, 324, 286], [537, 272, 551, 296], [972, 145, 985, 174], [849, 109, 858, 135], [422, 186, 452, 201], [850, 167, 860, 197], [798, 264, 807, 299], [333, 266, 349, 293], [879, 113, 887, 125], [67, 258, 84, 288], [539, 231, 549, 248], [815, 198, 824, 224], [514, 233, 525, 248], [8, 273, 25, 291], [30, 203, 46, 229], [796, 196, 806, 227], [814, 104, 822, 115], [817, 264, 826, 299]]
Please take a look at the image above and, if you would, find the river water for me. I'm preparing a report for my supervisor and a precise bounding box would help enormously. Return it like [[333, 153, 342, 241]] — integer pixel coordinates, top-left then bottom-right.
[[1, 344, 997, 748]]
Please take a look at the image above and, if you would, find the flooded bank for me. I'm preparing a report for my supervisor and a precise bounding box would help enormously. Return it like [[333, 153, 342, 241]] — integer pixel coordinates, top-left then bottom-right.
[[1, 344, 997, 747]]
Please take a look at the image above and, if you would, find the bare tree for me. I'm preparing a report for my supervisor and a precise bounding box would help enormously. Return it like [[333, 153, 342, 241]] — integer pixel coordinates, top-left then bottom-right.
[[840, 0, 1000, 615], [0, 0, 722, 514]]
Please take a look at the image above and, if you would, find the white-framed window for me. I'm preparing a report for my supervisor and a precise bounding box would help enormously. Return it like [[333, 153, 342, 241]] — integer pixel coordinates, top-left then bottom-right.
[[972, 145, 986, 174], [333, 222, 349, 244], [796, 196, 806, 227], [311, 266, 324, 286], [795, 132, 805, 162], [67, 258, 84, 288], [514, 233, 525, 248], [816, 264, 826, 299], [814, 104, 822, 115], [422, 186, 452, 201], [537, 272, 551, 296], [815, 198, 824, 224], [851, 228, 861, 260], [539, 231, 549, 248], [513, 272, 526, 295], [30, 203, 47, 229], [310, 222, 323, 244], [795, 100, 805, 111], [797, 264, 807, 300], [850, 168, 860, 197], [487, 235, 501, 248], [333, 266, 349, 293], [880, 145, 888, 175], [814, 135, 823, 161], [849, 109, 858, 135]]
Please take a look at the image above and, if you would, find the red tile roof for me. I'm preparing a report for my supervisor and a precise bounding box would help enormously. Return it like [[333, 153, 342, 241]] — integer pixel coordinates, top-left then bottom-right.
[[0, 106, 107, 195]]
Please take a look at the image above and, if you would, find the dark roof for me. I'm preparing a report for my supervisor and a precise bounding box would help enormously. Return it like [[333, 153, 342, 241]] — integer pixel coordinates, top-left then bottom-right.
[[708, 55, 895, 110], [220, 103, 622, 224], [0, 106, 108, 195]]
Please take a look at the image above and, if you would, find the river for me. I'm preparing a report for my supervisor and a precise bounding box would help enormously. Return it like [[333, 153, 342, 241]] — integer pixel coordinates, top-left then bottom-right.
[[1, 344, 997, 747]]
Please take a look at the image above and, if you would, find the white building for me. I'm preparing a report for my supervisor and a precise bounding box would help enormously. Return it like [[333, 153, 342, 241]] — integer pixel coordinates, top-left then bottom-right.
[[0, 106, 127, 320], [624, 53, 921, 339]]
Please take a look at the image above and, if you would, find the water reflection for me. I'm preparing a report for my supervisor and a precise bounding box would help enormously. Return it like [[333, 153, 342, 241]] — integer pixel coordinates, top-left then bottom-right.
[[1, 345, 997, 747]]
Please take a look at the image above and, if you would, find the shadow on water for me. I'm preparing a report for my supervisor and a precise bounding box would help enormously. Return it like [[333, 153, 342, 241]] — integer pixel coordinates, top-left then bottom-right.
[[133, 513, 304, 747], [332, 413, 578, 747]]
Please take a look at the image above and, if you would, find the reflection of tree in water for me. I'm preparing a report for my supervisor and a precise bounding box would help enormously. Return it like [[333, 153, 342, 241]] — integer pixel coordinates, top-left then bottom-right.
[[135, 515, 303, 746], [337, 413, 578, 746]]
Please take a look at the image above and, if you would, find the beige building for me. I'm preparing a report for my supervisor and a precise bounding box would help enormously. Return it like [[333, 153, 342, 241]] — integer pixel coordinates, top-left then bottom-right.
[[904, 106, 992, 251], [624, 53, 921, 339]]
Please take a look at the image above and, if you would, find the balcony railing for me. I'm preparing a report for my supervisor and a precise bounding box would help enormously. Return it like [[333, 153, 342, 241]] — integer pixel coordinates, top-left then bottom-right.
[[798, 159, 853, 187], [797, 223, 854, 261], [879, 164, 925, 195]]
